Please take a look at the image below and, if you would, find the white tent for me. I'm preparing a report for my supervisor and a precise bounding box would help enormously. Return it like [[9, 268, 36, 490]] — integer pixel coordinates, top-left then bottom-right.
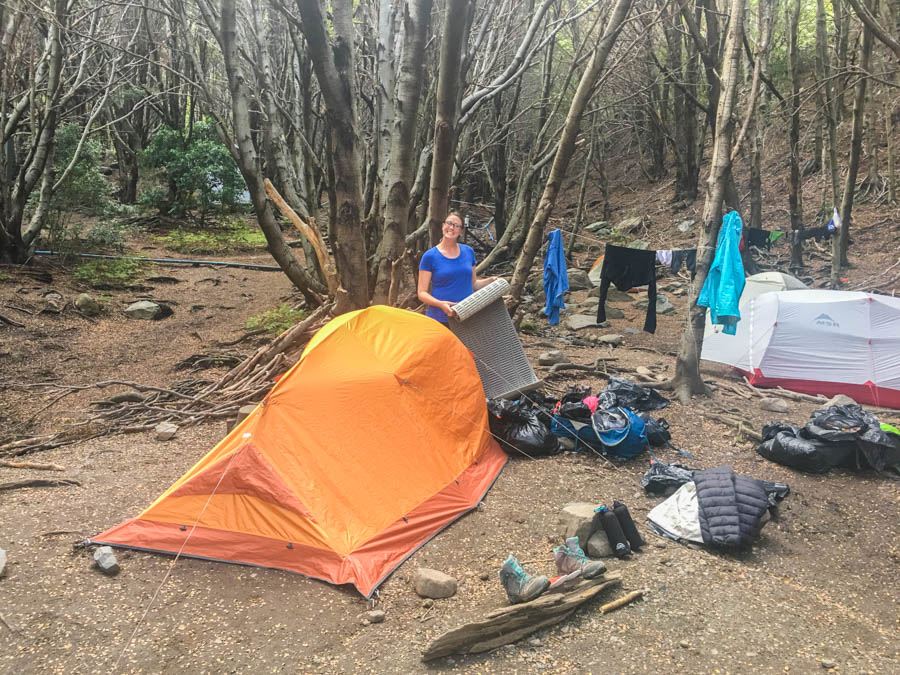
[[703, 271, 808, 340], [701, 289, 900, 409]]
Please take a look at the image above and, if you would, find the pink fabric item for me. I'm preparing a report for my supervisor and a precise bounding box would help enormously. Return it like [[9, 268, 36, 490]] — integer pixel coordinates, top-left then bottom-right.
[[583, 396, 599, 414]]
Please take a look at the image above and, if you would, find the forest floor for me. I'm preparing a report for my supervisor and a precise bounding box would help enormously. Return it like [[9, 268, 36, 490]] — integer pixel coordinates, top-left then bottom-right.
[[1, 187, 899, 674]]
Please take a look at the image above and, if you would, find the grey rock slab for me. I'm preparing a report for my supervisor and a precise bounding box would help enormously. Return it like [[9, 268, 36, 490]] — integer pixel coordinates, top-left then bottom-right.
[[365, 610, 385, 624], [636, 366, 653, 377], [585, 221, 608, 233], [560, 502, 597, 547], [629, 239, 650, 250], [586, 531, 614, 558], [93, 546, 120, 576], [598, 334, 624, 346], [635, 294, 676, 315], [824, 394, 855, 407], [75, 293, 102, 317], [603, 307, 625, 320], [625, 327, 640, 335], [566, 314, 601, 331], [614, 216, 642, 234], [154, 422, 178, 441], [414, 568, 457, 599], [125, 300, 161, 320], [760, 398, 791, 413], [538, 350, 570, 366], [677, 219, 695, 233], [567, 269, 592, 292], [606, 288, 634, 302]]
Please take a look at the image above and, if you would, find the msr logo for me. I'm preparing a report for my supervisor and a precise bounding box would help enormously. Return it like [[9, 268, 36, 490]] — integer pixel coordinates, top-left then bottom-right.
[[814, 313, 839, 328]]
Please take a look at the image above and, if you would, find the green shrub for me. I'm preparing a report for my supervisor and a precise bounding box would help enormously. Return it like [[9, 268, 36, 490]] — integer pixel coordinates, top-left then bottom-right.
[[142, 120, 246, 224], [156, 217, 266, 254], [73, 258, 146, 288], [246, 304, 307, 335]]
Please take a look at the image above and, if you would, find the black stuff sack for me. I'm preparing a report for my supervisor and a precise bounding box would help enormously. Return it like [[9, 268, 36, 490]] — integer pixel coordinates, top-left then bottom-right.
[[640, 460, 695, 495], [487, 398, 560, 458], [639, 413, 671, 447], [598, 377, 669, 411]]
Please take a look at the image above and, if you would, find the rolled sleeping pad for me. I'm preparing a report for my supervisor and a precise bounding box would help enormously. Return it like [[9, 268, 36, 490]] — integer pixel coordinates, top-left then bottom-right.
[[452, 278, 510, 322]]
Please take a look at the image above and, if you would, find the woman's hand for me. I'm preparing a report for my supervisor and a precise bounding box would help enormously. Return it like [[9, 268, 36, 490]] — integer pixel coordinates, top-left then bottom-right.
[[439, 301, 457, 318]]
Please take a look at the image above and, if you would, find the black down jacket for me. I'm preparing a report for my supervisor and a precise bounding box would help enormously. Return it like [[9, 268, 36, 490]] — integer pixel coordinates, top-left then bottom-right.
[[693, 466, 769, 548]]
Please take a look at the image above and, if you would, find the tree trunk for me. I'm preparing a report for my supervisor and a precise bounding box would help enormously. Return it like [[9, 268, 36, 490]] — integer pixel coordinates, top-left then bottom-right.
[[817, 0, 841, 283], [834, 7, 874, 275], [670, 0, 745, 403], [371, 0, 433, 304], [788, 0, 804, 270], [507, 0, 634, 309], [427, 0, 471, 245]]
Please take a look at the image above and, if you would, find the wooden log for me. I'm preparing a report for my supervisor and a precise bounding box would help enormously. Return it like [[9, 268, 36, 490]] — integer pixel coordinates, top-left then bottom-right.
[[0, 460, 65, 471], [600, 589, 644, 614], [0, 478, 80, 492], [421, 574, 621, 661]]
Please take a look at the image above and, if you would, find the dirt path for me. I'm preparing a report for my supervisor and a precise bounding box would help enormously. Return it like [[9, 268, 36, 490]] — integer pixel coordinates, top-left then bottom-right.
[[1, 228, 899, 674]]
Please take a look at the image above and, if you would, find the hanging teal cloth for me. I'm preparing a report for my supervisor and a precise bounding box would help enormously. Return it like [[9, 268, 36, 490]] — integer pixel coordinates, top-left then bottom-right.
[[698, 210, 745, 335]]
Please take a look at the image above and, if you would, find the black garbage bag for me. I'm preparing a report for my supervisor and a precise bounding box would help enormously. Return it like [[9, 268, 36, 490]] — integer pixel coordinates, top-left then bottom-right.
[[487, 398, 560, 457], [641, 460, 695, 495], [806, 405, 900, 473], [756, 425, 856, 474], [598, 377, 669, 411], [557, 401, 593, 422], [639, 413, 671, 447]]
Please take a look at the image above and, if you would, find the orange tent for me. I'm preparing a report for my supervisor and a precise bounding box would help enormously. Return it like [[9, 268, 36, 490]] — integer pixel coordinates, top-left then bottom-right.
[[90, 306, 506, 596]]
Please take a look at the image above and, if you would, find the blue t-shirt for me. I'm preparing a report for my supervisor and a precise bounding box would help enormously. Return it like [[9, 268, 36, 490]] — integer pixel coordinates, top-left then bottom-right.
[[419, 244, 476, 322]]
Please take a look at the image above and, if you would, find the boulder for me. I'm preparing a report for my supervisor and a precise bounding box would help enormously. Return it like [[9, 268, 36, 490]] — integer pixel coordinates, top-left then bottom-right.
[[603, 307, 625, 320], [566, 314, 600, 331], [414, 568, 457, 599], [824, 394, 856, 407], [154, 422, 178, 441], [125, 300, 161, 320], [364, 610, 385, 624], [629, 239, 650, 250], [538, 351, 570, 367], [614, 216, 642, 234], [677, 219, 695, 233], [75, 293, 102, 317], [585, 221, 608, 233], [567, 269, 592, 292], [560, 502, 597, 547], [636, 366, 653, 377], [636, 294, 676, 315], [598, 334, 624, 346], [606, 288, 634, 303], [586, 531, 615, 558], [625, 328, 640, 335], [93, 546, 120, 576], [760, 398, 791, 413]]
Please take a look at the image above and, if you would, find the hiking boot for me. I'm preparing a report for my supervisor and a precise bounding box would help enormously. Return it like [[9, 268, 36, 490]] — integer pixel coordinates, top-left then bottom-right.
[[499, 555, 550, 604], [554, 536, 607, 579]]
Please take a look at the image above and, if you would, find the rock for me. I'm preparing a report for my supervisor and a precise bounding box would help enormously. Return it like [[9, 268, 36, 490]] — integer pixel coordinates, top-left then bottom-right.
[[566, 314, 601, 331], [586, 530, 614, 558], [225, 403, 259, 434], [479, 572, 490, 581], [538, 350, 570, 366], [93, 546, 120, 576], [625, 328, 640, 335], [154, 422, 178, 441], [422, 599, 435, 609], [567, 269, 592, 292], [598, 334, 624, 346], [0, 548, 6, 577], [585, 221, 607, 233], [636, 294, 676, 315], [629, 239, 650, 250], [43, 297, 63, 313], [602, 306, 625, 320], [653, 541, 667, 549], [821, 660, 836, 669], [125, 300, 161, 320], [607, 288, 634, 302], [75, 293, 102, 317], [760, 397, 791, 413], [615, 216, 642, 234], [414, 568, 457, 599], [677, 219, 695, 233], [824, 394, 856, 407], [528, 638, 543, 647], [636, 366, 653, 377], [560, 502, 597, 547], [365, 610, 385, 624], [577, 296, 600, 307], [679, 640, 691, 649]]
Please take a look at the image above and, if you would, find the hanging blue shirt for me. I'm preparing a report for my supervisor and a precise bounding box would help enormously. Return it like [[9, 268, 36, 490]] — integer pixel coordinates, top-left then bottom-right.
[[698, 210, 745, 335], [419, 244, 476, 323], [543, 229, 569, 325]]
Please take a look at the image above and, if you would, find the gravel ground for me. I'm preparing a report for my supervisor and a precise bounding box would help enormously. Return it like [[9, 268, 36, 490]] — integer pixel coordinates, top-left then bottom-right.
[[1, 218, 899, 674]]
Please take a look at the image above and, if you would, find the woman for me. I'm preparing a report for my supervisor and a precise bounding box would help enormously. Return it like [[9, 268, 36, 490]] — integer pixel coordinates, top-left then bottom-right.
[[417, 211, 497, 322]]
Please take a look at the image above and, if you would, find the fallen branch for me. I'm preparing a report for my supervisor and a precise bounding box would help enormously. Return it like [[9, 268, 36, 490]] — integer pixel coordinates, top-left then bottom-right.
[[0, 313, 25, 327], [0, 478, 80, 491], [0, 460, 65, 471], [215, 328, 268, 347], [697, 410, 762, 442], [600, 589, 644, 614]]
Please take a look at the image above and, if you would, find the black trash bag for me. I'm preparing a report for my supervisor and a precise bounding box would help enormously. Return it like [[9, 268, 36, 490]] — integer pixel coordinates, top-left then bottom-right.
[[806, 404, 900, 473], [639, 413, 671, 447], [756, 426, 856, 473], [641, 460, 695, 495], [557, 401, 593, 422], [486, 398, 560, 458], [598, 377, 669, 411], [560, 386, 592, 406]]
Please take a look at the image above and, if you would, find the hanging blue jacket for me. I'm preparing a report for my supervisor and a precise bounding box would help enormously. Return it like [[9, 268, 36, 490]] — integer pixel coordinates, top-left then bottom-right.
[[698, 210, 745, 335], [543, 228, 569, 325]]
